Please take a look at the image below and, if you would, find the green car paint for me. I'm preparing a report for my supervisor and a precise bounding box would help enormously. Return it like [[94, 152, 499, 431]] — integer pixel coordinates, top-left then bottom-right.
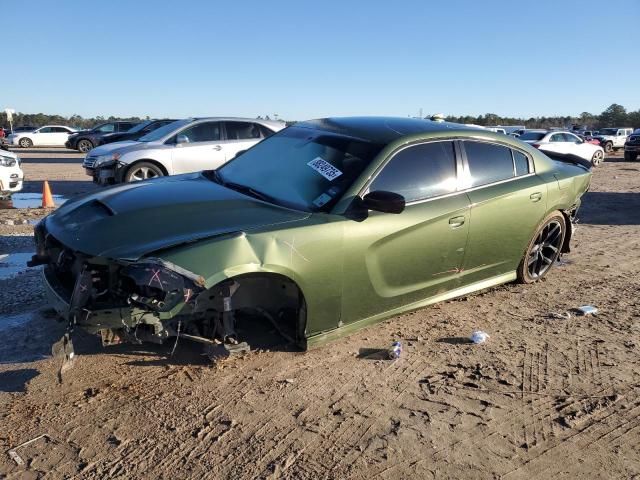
[[35, 117, 591, 349]]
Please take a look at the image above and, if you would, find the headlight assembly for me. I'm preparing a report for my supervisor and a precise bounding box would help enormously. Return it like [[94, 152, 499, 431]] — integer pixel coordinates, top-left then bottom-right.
[[0, 155, 17, 167], [94, 152, 121, 167]]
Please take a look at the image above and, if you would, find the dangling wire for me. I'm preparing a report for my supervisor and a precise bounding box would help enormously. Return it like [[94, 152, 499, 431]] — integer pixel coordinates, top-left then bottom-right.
[[170, 320, 182, 356]]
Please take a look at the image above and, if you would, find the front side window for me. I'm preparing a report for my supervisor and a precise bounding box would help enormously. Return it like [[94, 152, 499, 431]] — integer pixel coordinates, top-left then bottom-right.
[[370, 142, 457, 202], [463, 141, 514, 187], [225, 122, 262, 140], [94, 123, 115, 133], [563, 133, 580, 142], [176, 122, 221, 143], [118, 123, 136, 132], [218, 126, 383, 212]]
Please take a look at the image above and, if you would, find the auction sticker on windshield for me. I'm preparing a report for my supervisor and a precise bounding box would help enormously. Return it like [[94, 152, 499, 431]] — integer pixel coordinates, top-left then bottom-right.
[[307, 157, 343, 181]]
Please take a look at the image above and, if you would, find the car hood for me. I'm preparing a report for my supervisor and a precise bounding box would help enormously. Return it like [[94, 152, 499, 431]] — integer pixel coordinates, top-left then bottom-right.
[[44, 173, 310, 260], [89, 141, 140, 156]]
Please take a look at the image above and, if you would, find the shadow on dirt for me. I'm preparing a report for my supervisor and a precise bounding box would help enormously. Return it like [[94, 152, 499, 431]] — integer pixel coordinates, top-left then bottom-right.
[[0, 368, 39, 392], [436, 337, 474, 345], [357, 347, 389, 360], [579, 192, 640, 225]]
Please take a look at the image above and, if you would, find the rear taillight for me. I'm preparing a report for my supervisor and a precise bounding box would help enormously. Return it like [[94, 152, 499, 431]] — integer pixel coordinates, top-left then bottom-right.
[[531, 143, 541, 149]]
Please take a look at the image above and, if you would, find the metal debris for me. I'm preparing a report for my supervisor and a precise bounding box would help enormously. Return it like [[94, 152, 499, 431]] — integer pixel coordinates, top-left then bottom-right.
[[7, 434, 51, 466], [51, 333, 75, 383]]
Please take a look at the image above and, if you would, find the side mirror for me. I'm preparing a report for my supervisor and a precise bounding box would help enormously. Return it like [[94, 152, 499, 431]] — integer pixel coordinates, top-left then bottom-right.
[[176, 134, 189, 144], [362, 190, 405, 214]]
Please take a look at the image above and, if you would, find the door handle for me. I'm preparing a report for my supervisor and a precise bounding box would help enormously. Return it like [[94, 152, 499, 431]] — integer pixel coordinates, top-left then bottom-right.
[[213, 145, 222, 151], [449, 216, 465, 228], [530, 192, 542, 202]]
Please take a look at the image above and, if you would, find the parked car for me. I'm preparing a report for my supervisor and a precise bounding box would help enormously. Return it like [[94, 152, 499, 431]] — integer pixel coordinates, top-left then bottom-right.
[[11, 126, 36, 134], [0, 149, 23, 198], [8, 125, 78, 148], [593, 128, 634, 153], [574, 134, 601, 146], [97, 119, 178, 146], [519, 130, 605, 166], [66, 121, 140, 153], [624, 129, 640, 161], [33, 117, 591, 352], [83, 117, 284, 184]]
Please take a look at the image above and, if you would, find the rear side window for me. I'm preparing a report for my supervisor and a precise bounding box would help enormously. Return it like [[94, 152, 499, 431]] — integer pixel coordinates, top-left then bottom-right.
[[257, 125, 275, 138], [225, 122, 262, 140], [513, 150, 530, 176], [464, 141, 514, 187], [370, 141, 457, 202]]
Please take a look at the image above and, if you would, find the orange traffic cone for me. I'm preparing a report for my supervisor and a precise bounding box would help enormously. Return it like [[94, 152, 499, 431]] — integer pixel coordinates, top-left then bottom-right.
[[42, 181, 55, 208]]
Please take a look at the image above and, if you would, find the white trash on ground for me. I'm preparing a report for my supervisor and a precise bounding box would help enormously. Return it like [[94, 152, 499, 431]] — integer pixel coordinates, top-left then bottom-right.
[[576, 305, 598, 316], [470, 331, 490, 344]]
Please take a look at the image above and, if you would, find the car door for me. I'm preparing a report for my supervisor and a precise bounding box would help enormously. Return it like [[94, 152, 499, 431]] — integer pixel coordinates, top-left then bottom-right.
[[543, 133, 569, 155], [341, 140, 471, 324], [32, 127, 58, 146], [459, 140, 546, 284], [563, 132, 592, 159], [170, 121, 226, 173], [52, 127, 72, 146], [222, 121, 265, 159]]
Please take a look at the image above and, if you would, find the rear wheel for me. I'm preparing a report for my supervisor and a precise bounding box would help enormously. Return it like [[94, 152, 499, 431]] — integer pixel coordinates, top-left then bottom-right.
[[591, 149, 604, 166], [18, 137, 33, 148], [517, 212, 566, 284], [124, 161, 164, 182], [77, 139, 94, 153], [624, 151, 638, 162], [603, 142, 613, 154]]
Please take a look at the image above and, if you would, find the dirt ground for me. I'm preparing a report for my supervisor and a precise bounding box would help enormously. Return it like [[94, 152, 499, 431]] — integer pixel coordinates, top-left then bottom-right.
[[1, 148, 639, 479]]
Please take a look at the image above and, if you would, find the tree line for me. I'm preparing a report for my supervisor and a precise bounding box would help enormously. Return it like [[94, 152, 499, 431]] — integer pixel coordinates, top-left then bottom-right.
[[442, 104, 639, 130], [1, 103, 638, 131]]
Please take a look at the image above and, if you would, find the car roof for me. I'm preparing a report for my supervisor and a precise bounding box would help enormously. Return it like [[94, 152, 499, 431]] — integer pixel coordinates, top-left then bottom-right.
[[296, 117, 482, 143], [191, 116, 284, 128]]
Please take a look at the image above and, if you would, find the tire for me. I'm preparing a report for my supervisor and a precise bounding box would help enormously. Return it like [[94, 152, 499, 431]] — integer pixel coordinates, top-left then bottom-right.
[[18, 137, 33, 148], [591, 149, 604, 166], [624, 151, 638, 162], [517, 212, 566, 284], [77, 139, 94, 153], [124, 161, 165, 182], [603, 142, 613, 154]]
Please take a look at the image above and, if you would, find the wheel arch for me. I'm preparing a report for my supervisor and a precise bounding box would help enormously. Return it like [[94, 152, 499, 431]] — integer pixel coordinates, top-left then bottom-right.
[[200, 269, 308, 349], [120, 159, 169, 181]]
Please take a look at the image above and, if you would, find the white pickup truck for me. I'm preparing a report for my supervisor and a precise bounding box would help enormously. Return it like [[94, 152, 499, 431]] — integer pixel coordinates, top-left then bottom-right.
[[594, 128, 634, 153]]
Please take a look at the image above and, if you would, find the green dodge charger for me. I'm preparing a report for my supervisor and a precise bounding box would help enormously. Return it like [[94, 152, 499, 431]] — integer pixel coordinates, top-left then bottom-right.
[[31, 117, 591, 350]]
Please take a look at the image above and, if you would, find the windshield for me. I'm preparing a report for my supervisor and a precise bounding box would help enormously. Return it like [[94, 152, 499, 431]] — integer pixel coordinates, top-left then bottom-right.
[[599, 128, 618, 136], [518, 131, 546, 141], [138, 119, 189, 142], [217, 126, 383, 212], [124, 121, 152, 134]]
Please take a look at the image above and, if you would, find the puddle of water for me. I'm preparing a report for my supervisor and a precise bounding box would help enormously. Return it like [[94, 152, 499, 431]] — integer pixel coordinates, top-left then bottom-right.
[[0, 311, 36, 333], [0, 252, 39, 280], [0, 193, 68, 209]]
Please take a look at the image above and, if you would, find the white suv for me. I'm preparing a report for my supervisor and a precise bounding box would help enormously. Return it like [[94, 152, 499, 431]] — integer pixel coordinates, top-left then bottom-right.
[[83, 118, 285, 184], [594, 128, 634, 153], [0, 148, 24, 198]]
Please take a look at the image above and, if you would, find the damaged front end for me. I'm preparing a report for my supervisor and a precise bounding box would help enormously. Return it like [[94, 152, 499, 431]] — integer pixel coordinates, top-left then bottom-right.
[[29, 222, 245, 349]]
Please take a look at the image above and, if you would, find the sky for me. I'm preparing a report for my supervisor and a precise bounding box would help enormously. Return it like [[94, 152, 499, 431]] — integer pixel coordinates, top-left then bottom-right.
[[3, 0, 639, 120]]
